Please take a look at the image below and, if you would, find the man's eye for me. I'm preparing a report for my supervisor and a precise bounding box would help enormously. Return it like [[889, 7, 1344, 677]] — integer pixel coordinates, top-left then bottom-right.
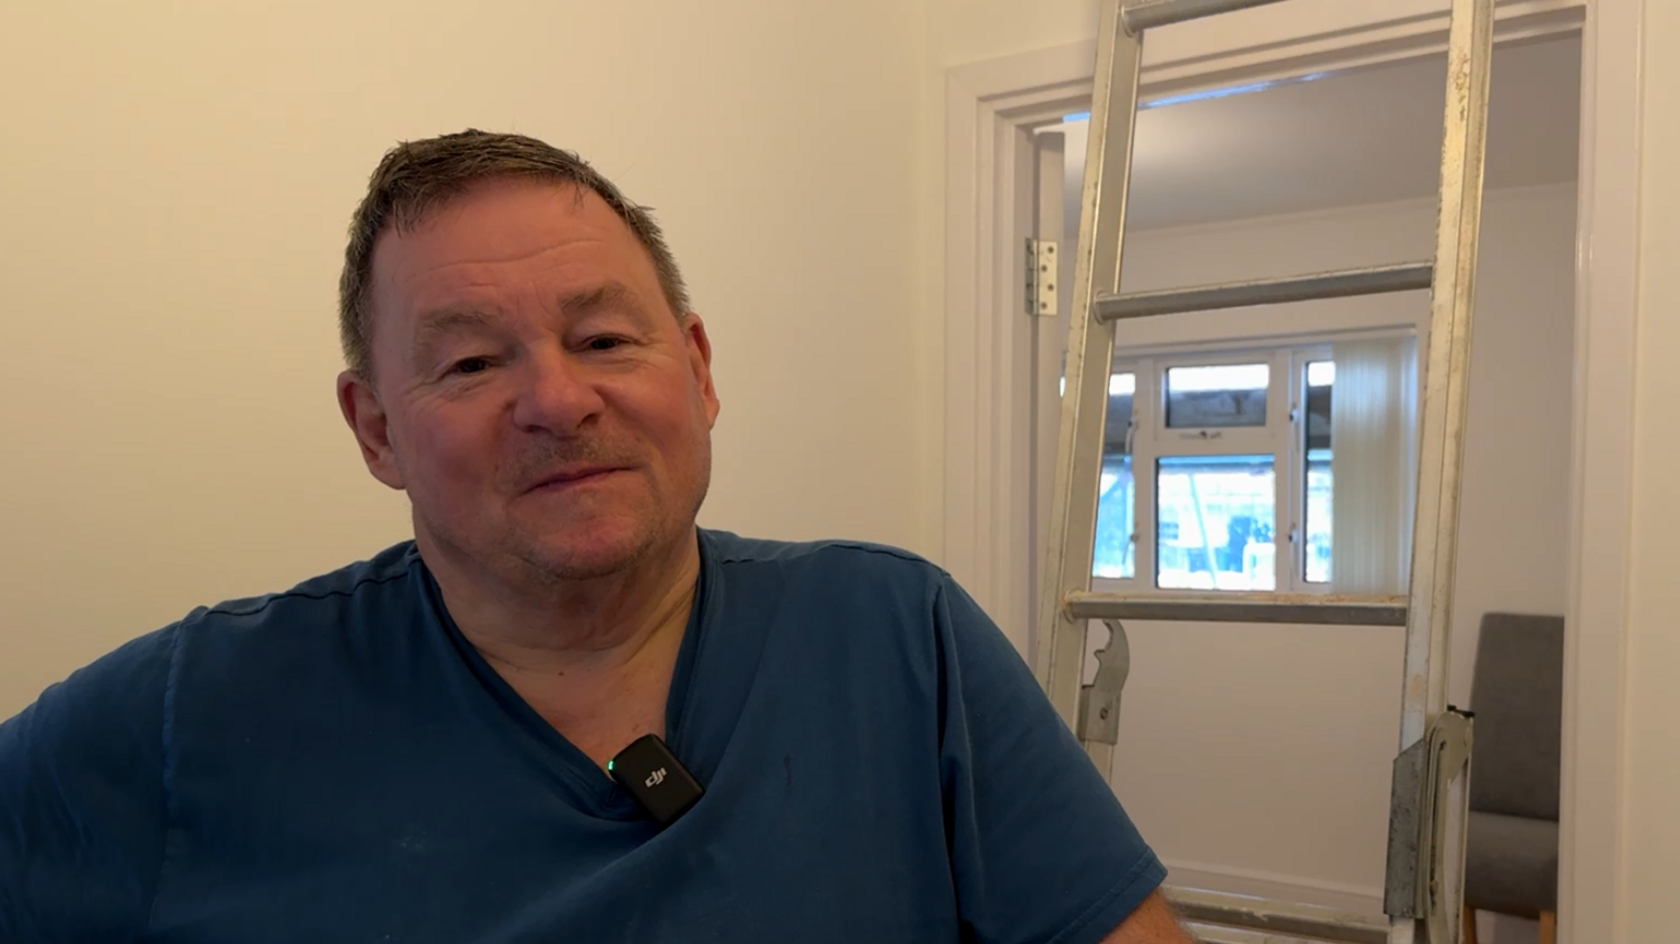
[[586, 336, 626, 352], [450, 357, 492, 375]]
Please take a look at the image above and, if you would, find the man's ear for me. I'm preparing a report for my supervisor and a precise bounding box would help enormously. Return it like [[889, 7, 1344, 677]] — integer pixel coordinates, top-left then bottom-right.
[[681, 313, 721, 428], [337, 370, 405, 491]]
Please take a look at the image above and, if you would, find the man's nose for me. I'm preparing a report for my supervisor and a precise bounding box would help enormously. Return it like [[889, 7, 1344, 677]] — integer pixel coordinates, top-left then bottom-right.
[[510, 348, 605, 434]]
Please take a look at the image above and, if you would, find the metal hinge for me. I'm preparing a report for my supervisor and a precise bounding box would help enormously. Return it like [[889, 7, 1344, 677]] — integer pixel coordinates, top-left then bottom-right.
[[1026, 239, 1059, 316]]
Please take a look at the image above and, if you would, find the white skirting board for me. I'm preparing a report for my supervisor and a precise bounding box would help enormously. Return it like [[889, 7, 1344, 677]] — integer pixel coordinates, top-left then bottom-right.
[[1161, 859, 1385, 916], [1162, 860, 1543, 943]]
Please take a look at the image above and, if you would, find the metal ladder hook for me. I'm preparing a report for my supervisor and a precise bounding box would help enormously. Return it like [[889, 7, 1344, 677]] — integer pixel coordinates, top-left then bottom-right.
[[1077, 619, 1131, 745]]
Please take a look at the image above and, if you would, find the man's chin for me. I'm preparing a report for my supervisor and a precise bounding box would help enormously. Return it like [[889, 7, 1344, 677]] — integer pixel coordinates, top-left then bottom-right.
[[523, 530, 658, 582], [538, 552, 639, 581]]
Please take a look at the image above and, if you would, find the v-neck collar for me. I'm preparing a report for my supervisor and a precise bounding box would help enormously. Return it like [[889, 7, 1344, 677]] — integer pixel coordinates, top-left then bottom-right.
[[416, 537, 715, 820]]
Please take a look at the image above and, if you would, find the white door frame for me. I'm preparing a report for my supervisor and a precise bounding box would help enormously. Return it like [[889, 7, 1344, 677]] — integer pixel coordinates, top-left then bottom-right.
[[941, 2, 1635, 941]]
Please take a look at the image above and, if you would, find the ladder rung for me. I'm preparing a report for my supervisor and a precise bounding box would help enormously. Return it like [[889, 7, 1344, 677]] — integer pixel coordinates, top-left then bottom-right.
[[1064, 591, 1408, 626], [1121, 0, 1296, 33], [1165, 888, 1390, 944], [1095, 261, 1434, 321]]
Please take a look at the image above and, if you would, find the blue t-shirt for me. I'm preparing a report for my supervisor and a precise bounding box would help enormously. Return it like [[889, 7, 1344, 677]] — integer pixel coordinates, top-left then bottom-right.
[[1, 531, 1164, 943]]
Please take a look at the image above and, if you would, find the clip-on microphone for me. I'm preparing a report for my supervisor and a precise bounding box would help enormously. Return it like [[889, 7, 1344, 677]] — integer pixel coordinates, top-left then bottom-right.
[[607, 734, 704, 826]]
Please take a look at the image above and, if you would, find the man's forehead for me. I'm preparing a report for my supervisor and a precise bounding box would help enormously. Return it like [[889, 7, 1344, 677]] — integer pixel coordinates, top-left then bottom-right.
[[384, 179, 622, 258], [370, 183, 650, 304]]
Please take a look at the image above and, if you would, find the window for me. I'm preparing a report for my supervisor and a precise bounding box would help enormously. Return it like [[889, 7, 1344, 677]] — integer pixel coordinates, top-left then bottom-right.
[[1089, 343, 1374, 593]]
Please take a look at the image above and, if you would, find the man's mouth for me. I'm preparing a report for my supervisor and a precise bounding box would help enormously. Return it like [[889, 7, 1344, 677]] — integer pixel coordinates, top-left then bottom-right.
[[525, 466, 626, 493]]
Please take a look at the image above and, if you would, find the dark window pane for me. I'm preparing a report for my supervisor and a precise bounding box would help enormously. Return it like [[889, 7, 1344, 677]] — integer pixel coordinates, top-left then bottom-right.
[[1165, 364, 1269, 428], [1156, 454, 1276, 590], [1304, 361, 1333, 584], [1305, 361, 1333, 451]]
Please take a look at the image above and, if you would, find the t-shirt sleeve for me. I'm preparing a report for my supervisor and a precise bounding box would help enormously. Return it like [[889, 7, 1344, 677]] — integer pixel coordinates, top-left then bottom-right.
[[0, 626, 176, 943], [934, 575, 1166, 944]]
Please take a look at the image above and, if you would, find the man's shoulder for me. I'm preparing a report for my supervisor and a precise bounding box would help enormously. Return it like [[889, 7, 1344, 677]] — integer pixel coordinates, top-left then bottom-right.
[[169, 541, 425, 662], [187, 541, 421, 625], [702, 529, 945, 584], [2, 544, 425, 780], [698, 530, 974, 639], [147, 541, 433, 730]]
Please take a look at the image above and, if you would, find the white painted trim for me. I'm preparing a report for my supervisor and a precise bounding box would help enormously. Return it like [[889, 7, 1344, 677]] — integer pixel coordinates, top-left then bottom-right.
[[998, 126, 1037, 652], [1161, 857, 1384, 916], [1132, 0, 1582, 93], [942, 1, 1585, 115], [943, 70, 983, 605], [945, 58, 1082, 640], [1559, 1, 1641, 941]]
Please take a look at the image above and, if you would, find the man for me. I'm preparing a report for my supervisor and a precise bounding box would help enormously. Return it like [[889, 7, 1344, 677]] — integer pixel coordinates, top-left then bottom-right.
[[0, 130, 1187, 943]]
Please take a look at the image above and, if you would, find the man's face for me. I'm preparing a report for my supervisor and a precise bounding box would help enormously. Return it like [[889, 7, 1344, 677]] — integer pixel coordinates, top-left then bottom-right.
[[341, 179, 719, 582]]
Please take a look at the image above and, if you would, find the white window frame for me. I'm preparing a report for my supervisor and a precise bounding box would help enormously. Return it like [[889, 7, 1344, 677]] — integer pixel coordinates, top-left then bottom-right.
[[1099, 340, 1352, 597]]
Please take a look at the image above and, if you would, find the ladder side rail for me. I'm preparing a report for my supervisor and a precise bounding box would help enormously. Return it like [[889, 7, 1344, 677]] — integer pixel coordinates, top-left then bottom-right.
[[1387, 0, 1495, 939], [1033, 0, 1143, 753]]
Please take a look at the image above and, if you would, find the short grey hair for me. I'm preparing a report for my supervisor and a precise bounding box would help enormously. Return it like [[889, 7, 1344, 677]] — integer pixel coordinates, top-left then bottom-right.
[[338, 129, 691, 380]]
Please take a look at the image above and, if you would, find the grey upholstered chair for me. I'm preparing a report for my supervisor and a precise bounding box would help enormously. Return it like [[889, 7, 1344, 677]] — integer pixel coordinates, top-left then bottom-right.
[[1461, 612, 1564, 944]]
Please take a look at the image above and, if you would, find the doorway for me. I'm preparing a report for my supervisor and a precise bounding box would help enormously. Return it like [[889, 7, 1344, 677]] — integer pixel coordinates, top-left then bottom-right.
[[1022, 35, 1581, 944]]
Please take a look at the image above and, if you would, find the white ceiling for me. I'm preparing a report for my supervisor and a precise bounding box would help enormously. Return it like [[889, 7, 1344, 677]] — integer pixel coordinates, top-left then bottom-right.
[[1062, 34, 1582, 231]]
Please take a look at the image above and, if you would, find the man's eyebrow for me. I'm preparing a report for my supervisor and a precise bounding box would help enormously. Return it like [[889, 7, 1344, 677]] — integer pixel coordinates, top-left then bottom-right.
[[558, 282, 638, 317], [412, 308, 495, 363]]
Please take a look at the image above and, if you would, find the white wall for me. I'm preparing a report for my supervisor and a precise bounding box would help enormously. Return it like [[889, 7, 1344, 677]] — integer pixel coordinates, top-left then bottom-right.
[[1102, 185, 1575, 920], [0, 2, 934, 717], [934, 0, 1098, 68], [1624, 1, 1680, 938]]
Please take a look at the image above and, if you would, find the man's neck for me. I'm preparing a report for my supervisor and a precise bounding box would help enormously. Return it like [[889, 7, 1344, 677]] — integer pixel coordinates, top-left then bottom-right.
[[419, 529, 702, 767], [423, 529, 700, 681]]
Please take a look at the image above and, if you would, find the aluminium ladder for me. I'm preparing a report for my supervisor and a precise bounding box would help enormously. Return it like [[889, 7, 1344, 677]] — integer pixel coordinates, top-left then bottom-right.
[[1034, 1, 1493, 943]]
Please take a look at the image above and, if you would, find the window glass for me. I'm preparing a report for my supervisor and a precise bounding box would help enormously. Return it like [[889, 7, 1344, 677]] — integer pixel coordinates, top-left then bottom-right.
[[1304, 360, 1334, 584], [1093, 373, 1135, 579], [1165, 363, 1269, 429], [1156, 454, 1276, 590]]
